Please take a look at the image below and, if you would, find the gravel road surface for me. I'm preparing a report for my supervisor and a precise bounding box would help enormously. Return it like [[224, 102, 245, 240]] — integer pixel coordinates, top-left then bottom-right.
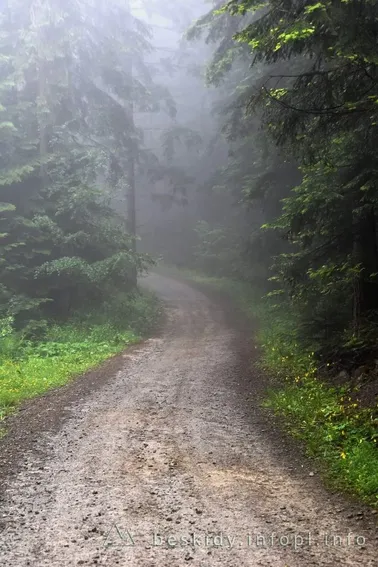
[[0, 273, 377, 566]]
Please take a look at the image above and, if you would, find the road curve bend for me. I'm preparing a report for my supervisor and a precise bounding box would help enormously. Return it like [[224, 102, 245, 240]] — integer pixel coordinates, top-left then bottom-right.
[[0, 273, 377, 566]]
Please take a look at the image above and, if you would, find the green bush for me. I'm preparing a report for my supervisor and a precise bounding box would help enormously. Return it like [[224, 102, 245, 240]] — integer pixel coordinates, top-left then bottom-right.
[[78, 289, 163, 335], [265, 379, 378, 505], [0, 288, 163, 422]]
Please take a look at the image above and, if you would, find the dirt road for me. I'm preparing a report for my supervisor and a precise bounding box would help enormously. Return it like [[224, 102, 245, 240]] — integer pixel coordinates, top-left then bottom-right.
[[0, 273, 377, 566]]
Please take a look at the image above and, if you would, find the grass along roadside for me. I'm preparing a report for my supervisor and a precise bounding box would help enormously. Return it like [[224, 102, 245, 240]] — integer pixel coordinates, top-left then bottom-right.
[[0, 289, 163, 426], [162, 265, 378, 509]]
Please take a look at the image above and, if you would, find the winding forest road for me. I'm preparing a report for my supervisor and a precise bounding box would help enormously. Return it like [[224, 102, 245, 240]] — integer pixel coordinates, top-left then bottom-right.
[[0, 273, 377, 567]]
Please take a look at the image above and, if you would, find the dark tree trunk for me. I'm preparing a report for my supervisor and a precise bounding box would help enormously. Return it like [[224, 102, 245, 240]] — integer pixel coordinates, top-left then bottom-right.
[[353, 207, 378, 330]]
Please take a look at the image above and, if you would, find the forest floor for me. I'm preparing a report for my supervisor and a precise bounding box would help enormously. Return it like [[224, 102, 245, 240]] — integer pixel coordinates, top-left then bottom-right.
[[0, 272, 377, 567]]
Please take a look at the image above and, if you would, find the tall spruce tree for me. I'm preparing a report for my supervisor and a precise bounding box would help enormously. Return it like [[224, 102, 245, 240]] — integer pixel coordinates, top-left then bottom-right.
[[188, 0, 378, 360], [0, 0, 161, 325]]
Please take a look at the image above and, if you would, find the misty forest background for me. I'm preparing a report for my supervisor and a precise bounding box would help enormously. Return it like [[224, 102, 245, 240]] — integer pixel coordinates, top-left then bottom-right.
[[0, 1, 378, 504]]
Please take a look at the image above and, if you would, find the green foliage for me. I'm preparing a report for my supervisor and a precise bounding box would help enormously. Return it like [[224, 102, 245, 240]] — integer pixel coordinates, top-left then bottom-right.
[[174, 268, 378, 507], [0, 0, 159, 329], [0, 288, 162, 422], [79, 289, 163, 336], [266, 380, 378, 505], [0, 328, 136, 421], [189, 0, 378, 363], [0, 0, 174, 427], [193, 220, 243, 277]]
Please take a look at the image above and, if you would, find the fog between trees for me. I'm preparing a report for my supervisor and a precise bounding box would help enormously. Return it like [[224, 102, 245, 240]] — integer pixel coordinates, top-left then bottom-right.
[[2, 0, 378, 368]]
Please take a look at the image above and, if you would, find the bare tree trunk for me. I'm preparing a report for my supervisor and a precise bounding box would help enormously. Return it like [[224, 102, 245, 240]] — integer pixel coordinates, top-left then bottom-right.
[[127, 120, 137, 271], [31, 0, 49, 190], [124, 0, 137, 286], [39, 65, 48, 190]]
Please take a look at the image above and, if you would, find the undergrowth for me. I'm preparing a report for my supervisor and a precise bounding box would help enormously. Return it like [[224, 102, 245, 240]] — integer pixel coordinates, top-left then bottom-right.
[[164, 265, 378, 508], [0, 289, 162, 422]]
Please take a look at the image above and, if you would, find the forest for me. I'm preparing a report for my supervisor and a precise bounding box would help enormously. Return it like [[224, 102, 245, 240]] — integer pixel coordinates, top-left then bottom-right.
[[0, 0, 377, 511]]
